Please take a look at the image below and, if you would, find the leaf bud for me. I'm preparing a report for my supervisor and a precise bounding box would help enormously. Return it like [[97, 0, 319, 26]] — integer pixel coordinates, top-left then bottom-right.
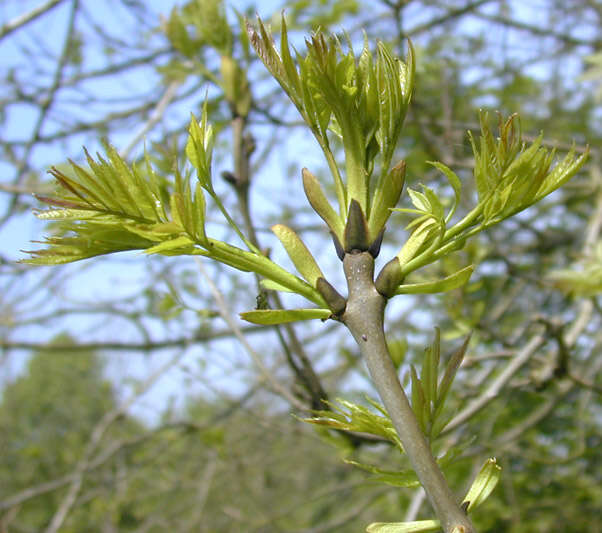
[[316, 277, 347, 315], [375, 257, 404, 298], [344, 199, 370, 253], [368, 226, 386, 258]]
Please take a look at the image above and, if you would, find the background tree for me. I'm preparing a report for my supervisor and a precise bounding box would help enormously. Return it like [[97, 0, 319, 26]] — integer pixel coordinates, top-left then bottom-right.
[[1, 0, 600, 531]]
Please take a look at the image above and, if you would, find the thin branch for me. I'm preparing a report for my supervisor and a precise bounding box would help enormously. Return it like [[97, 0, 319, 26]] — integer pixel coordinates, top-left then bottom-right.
[[444, 334, 546, 434], [474, 11, 601, 47], [407, 0, 494, 36], [0, 0, 80, 227], [0, 324, 266, 352], [0, 0, 65, 41], [119, 80, 183, 159], [224, 110, 329, 411], [195, 258, 309, 411]]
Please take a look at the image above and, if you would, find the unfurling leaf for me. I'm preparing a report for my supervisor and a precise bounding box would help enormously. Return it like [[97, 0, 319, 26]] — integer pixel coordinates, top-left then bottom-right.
[[396, 219, 439, 267], [272, 224, 324, 286], [547, 243, 602, 296], [185, 101, 215, 190], [344, 460, 420, 488], [366, 520, 441, 533], [462, 458, 502, 512], [220, 55, 252, 117], [387, 337, 407, 369], [427, 161, 462, 223], [302, 167, 345, 241], [394, 265, 474, 295], [302, 398, 401, 450], [470, 111, 588, 222], [369, 160, 406, 239], [433, 334, 471, 426], [240, 308, 331, 325], [190, 0, 232, 56]]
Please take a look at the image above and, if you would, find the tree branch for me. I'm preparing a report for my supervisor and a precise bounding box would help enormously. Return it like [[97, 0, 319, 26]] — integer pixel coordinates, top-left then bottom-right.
[[0, 0, 65, 41], [342, 251, 475, 533]]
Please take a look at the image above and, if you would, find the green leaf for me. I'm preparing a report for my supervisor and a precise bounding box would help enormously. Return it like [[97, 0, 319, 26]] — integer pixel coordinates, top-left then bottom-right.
[[366, 520, 441, 533], [279, 14, 302, 100], [387, 337, 407, 369], [422, 329, 440, 415], [368, 160, 406, 238], [428, 161, 462, 222], [462, 458, 502, 512], [433, 334, 471, 423], [407, 188, 430, 212], [165, 7, 198, 58], [469, 111, 588, 224], [191, 0, 232, 56], [144, 235, 196, 255], [396, 219, 438, 267], [410, 365, 427, 434], [547, 243, 602, 296], [240, 308, 331, 325], [33, 207, 104, 220], [302, 168, 345, 241], [271, 224, 324, 286], [260, 279, 297, 293], [344, 460, 420, 488], [207, 239, 326, 306], [247, 17, 288, 93], [395, 265, 474, 295], [185, 102, 214, 190], [421, 185, 444, 222], [302, 398, 401, 449], [24, 221, 160, 265]]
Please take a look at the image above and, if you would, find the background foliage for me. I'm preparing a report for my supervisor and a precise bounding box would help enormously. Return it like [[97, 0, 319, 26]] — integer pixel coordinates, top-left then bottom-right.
[[1, 0, 601, 531]]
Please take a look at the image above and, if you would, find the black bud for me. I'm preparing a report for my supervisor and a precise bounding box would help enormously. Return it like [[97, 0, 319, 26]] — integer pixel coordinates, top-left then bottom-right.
[[331, 232, 345, 261], [316, 277, 346, 315], [368, 226, 386, 258], [375, 257, 404, 298], [344, 199, 369, 253]]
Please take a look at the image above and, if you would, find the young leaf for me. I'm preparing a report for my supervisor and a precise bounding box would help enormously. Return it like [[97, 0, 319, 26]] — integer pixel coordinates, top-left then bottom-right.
[[302, 168, 345, 241], [272, 224, 324, 286], [410, 365, 427, 434], [302, 398, 401, 449], [206, 239, 327, 306], [433, 335, 471, 424], [240, 308, 331, 325], [344, 460, 420, 488], [462, 458, 502, 512], [185, 103, 214, 191], [396, 218, 438, 267], [366, 520, 441, 533], [394, 265, 474, 295], [427, 161, 462, 223], [144, 235, 197, 255], [368, 160, 406, 239], [260, 279, 297, 293]]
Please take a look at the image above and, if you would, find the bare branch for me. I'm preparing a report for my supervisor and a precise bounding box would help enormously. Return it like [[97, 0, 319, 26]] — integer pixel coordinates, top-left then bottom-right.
[[0, 0, 65, 41]]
